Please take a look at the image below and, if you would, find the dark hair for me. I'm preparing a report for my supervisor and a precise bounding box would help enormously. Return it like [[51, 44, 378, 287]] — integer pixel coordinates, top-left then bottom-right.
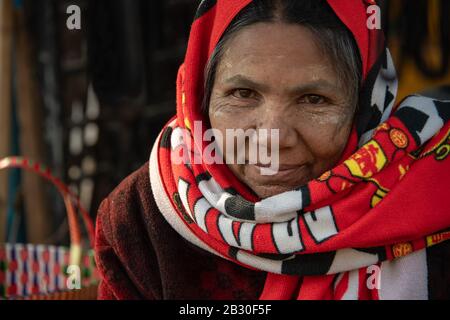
[[202, 0, 362, 114]]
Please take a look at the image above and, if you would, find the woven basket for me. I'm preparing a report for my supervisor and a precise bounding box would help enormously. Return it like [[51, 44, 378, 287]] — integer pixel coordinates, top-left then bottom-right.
[[0, 157, 99, 300]]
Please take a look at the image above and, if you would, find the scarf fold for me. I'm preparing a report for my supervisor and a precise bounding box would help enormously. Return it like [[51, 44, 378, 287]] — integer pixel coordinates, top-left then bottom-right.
[[149, 0, 450, 299]]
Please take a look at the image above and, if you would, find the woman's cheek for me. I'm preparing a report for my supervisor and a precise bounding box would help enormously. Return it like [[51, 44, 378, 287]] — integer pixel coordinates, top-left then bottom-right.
[[210, 102, 259, 131], [299, 115, 352, 159]]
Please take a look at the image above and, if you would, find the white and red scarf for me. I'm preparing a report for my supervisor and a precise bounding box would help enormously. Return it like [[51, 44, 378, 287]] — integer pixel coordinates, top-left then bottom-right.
[[149, 0, 450, 299]]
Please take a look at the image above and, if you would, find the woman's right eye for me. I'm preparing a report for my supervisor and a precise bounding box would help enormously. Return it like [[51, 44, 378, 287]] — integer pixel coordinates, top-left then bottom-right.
[[231, 88, 256, 99]]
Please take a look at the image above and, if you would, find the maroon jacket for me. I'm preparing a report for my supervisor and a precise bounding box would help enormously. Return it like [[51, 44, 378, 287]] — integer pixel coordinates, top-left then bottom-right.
[[95, 163, 450, 300]]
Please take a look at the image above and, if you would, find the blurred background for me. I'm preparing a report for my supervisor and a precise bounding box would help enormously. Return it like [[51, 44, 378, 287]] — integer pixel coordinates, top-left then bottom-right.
[[0, 0, 449, 247]]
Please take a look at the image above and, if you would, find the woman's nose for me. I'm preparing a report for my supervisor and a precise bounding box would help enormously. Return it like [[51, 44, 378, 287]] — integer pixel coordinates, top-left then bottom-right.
[[258, 110, 299, 149]]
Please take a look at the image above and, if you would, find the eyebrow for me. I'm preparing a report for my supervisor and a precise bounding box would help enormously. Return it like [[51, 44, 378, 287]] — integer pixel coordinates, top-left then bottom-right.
[[224, 74, 338, 94]]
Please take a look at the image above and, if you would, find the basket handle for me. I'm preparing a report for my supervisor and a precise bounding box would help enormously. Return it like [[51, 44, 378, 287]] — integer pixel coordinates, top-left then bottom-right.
[[0, 156, 95, 266]]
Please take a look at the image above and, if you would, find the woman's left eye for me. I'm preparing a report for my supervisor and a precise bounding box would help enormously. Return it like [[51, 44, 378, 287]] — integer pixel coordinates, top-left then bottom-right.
[[299, 94, 327, 105], [231, 88, 256, 99]]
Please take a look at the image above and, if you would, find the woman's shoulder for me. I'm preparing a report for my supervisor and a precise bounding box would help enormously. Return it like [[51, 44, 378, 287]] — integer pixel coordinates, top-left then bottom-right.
[[103, 160, 166, 213], [95, 161, 160, 243], [103, 162, 152, 209], [94, 162, 164, 299]]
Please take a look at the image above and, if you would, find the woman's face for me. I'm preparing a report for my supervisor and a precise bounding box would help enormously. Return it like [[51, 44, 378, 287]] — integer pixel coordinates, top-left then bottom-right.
[[209, 22, 356, 199]]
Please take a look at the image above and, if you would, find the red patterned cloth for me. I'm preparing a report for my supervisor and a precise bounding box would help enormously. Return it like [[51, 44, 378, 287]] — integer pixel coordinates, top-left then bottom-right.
[[95, 163, 450, 299]]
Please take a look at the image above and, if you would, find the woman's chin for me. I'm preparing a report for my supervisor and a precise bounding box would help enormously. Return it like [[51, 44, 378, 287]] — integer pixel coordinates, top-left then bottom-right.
[[241, 164, 313, 198], [250, 184, 300, 199]]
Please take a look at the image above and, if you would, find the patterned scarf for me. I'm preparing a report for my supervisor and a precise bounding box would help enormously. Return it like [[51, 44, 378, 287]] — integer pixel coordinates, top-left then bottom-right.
[[149, 0, 450, 299]]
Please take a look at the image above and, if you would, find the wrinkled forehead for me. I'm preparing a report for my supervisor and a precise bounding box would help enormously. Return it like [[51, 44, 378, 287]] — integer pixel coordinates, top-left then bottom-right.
[[215, 22, 339, 88]]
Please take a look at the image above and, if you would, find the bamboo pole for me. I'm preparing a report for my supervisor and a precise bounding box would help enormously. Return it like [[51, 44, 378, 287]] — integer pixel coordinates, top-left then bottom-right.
[[0, 0, 14, 242], [15, 4, 52, 243]]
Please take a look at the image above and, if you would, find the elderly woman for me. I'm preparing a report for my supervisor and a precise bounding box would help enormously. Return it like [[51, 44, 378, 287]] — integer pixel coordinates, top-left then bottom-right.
[[94, 0, 450, 300]]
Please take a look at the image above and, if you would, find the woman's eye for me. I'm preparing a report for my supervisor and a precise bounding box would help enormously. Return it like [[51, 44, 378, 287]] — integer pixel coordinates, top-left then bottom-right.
[[231, 89, 256, 99], [300, 94, 326, 105]]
